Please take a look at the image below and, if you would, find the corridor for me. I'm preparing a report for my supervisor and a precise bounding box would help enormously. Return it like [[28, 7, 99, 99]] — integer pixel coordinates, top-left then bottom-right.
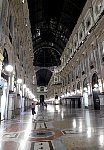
[[0, 105, 104, 150]]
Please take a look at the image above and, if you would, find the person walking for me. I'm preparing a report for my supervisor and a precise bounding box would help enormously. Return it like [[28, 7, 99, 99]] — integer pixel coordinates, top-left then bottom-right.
[[31, 102, 36, 118]]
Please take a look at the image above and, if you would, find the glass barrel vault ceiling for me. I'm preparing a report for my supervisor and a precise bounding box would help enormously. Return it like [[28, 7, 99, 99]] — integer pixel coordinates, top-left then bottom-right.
[[27, 0, 87, 86]]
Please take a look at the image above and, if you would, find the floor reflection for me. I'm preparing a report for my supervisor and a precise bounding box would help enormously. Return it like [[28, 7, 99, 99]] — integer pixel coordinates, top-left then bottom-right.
[[0, 104, 104, 149]]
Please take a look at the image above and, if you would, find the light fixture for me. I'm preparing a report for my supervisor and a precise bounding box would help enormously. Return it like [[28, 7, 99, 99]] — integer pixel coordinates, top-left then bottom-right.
[[26, 88, 29, 92], [23, 84, 26, 88], [84, 87, 87, 91], [71, 91, 75, 95], [17, 78, 22, 84], [5, 65, 13, 73], [25, 24, 27, 26], [94, 84, 99, 88], [22, 0, 24, 3], [77, 90, 80, 93], [88, 31, 90, 35]]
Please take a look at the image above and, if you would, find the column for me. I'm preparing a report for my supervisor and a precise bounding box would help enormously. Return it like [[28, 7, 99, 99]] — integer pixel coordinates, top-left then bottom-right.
[[5, 75, 10, 119], [9, 72, 15, 92], [8, 73, 16, 119], [21, 85, 26, 112], [0, 0, 3, 120], [24, 87, 26, 111], [0, 53, 3, 120], [0, 0, 3, 47], [16, 82, 21, 115]]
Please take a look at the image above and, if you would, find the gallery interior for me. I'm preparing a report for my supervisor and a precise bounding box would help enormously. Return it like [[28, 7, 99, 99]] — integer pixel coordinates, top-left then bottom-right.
[[0, 0, 104, 149]]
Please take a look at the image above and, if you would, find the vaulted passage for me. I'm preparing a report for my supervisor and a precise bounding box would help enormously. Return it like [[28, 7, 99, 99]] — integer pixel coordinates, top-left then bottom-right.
[[28, 0, 87, 67], [27, 0, 87, 85]]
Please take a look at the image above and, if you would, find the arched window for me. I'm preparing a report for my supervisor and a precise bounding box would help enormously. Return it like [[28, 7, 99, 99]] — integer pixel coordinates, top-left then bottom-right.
[[92, 73, 98, 89]]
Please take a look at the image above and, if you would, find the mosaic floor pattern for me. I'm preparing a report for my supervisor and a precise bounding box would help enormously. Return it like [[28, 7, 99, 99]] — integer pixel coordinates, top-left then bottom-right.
[[1, 105, 104, 149]]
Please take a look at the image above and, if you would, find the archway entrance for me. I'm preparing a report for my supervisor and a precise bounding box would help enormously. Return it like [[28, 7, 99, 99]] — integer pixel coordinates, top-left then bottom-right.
[[76, 82, 81, 108], [92, 73, 100, 110], [40, 95, 44, 104]]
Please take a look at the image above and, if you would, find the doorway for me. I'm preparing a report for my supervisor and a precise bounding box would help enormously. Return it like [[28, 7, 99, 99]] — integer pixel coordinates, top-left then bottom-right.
[[92, 73, 100, 110], [40, 95, 44, 103]]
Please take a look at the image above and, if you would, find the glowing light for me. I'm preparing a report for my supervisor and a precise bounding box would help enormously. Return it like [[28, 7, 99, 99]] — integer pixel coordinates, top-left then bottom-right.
[[23, 84, 26, 88], [94, 84, 99, 88], [84, 87, 87, 91], [22, 0, 24, 3], [71, 91, 75, 95], [61, 95, 65, 98], [17, 78, 22, 84], [77, 90, 80, 93], [5, 65, 13, 72]]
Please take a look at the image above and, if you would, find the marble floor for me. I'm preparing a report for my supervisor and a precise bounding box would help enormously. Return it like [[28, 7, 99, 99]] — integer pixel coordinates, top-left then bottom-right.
[[0, 105, 104, 150]]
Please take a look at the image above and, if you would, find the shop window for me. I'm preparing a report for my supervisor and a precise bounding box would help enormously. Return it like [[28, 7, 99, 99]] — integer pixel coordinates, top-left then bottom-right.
[[83, 78, 87, 88], [79, 31, 83, 40], [74, 41, 77, 47], [76, 75, 78, 79], [90, 65, 94, 69], [17, 54, 19, 59], [9, 15, 12, 33], [82, 71, 85, 75], [86, 18, 91, 29], [9, 33, 12, 44], [77, 82, 80, 90]]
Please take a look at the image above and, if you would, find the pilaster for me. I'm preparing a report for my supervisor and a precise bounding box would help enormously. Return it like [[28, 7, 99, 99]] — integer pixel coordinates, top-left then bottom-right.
[[0, 52, 3, 120]]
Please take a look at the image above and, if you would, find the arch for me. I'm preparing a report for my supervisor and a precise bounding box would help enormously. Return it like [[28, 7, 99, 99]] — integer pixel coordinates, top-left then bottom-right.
[[77, 81, 80, 90], [83, 78, 87, 88], [92, 73, 100, 110], [92, 73, 98, 89]]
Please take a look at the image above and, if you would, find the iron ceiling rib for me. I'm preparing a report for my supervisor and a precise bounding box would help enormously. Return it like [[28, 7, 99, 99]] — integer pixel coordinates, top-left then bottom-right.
[[33, 41, 64, 54], [34, 47, 61, 56], [33, 49, 61, 67]]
